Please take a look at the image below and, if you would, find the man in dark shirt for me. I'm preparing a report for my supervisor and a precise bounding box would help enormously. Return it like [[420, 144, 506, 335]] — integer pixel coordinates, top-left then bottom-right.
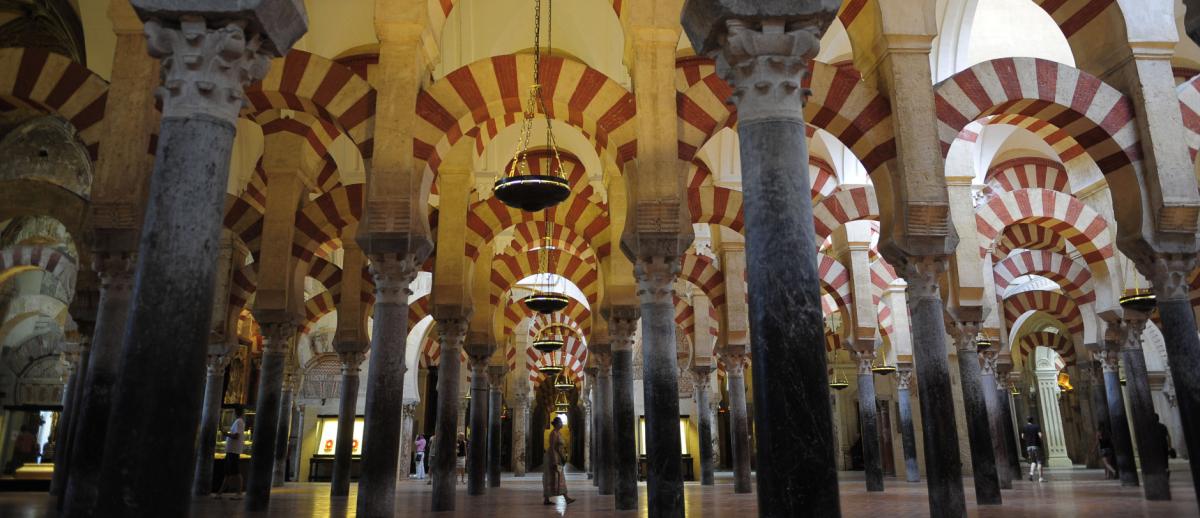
[[1021, 416, 1044, 482]]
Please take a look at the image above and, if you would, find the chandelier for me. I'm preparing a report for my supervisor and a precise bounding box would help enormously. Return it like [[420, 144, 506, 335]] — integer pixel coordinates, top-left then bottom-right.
[[829, 348, 849, 390], [1119, 278, 1156, 313], [522, 221, 569, 314], [538, 364, 564, 377], [553, 371, 574, 392], [532, 327, 565, 353], [492, 0, 570, 212], [554, 391, 571, 414]]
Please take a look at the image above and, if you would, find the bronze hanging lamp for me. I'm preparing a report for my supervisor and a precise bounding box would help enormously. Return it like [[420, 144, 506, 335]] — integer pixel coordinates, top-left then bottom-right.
[[829, 348, 850, 390], [538, 364, 564, 377], [1119, 276, 1156, 313], [553, 372, 574, 392], [492, 0, 570, 212], [522, 220, 570, 314], [532, 326, 565, 353], [554, 391, 571, 414]]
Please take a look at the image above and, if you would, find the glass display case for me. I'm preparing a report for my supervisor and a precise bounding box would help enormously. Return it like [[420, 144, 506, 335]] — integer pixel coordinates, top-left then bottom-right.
[[307, 415, 364, 481], [636, 416, 694, 481]]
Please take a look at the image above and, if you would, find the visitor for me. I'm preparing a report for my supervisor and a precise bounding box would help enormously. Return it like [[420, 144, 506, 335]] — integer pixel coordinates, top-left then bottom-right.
[[543, 416, 575, 505], [1095, 421, 1116, 479], [456, 432, 468, 484], [414, 434, 427, 479], [1022, 416, 1044, 482], [214, 407, 246, 499]]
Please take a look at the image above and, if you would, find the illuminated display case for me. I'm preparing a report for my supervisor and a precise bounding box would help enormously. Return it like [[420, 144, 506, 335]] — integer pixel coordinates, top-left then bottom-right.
[[636, 416, 695, 481], [307, 416, 364, 482]]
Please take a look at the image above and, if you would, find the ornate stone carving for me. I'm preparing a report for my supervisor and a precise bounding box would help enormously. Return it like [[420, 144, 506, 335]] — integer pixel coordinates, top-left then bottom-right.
[[368, 254, 421, 306], [1132, 253, 1197, 302], [338, 350, 366, 375], [715, 19, 821, 122], [718, 348, 748, 377], [93, 252, 136, 296], [634, 256, 678, 306], [896, 367, 913, 391], [1120, 314, 1149, 352], [853, 349, 875, 376], [143, 17, 272, 124], [950, 321, 981, 352], [900, 256, 947, 302], [979, 350, 998, 376], [437, 317, 468, 353], [1098, 349, 1122, 373], [259, 321, 296, 354], [608, 307, 640, 352]]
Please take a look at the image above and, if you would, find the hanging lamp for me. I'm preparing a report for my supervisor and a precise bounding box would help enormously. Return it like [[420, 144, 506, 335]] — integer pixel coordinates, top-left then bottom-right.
[[554, 392, 570, 414], [539, 364, 564, 377], [492, 0, 570, 212], [532, 327, 565, 353], [554, 372, 574, 392], [522, 220, 569, 314], [870, 360, 897, 376], [829, 348, 850, 390]]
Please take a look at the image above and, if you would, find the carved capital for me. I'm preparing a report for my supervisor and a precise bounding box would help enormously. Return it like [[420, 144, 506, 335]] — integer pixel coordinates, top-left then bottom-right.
[[634, 255, 679, 306], [401, 401, 418, 419], [718, 348, 749, 377], [488, 365, 506, 390], [205, 351, 230, 375], [92, 252, 136, 296], [143, 17, 272, 124], [339, 350, 366, 375], [900, 256, 947, 302], [467, 352, 490, 374], [259, 320, 296, 354], [368, 253, 421, 305], [608, 307, 640, 352], [1120, 313, 1148, 352], [1134, 253, 1198, 303], [979, 350, 998, 376], [853, 349, 875, 376], [692, 367, 713, 392], [436, 317, 468, 353], [896, 367, 913, 391], [1097, 349, 1122, 373], [950, 321, 982, 352], [717, 19, 821, 122]]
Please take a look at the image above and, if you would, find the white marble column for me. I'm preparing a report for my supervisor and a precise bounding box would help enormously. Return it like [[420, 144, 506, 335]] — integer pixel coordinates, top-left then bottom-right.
[[1033, 365, 1071, 468]]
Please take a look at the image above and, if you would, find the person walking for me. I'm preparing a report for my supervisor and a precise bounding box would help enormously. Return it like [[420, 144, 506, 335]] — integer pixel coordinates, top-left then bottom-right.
[[414, 434, 428, 480], [214, 407, 246, 499], [1022, 416, 1044, 483], [542, 417, 575, 505], [1095, 421, 1117, 479], [456, 432, 468, 484]]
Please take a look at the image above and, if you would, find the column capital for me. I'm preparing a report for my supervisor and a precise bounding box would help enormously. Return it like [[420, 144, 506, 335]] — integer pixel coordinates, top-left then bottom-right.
[[852, 348, 875, 376], [898, 256, 948, 302], [607, 306, 640, 351], [1134, 253, 1198, 302], [1097, 349, 1122, 373], [634, 255, 680, 306], [692, 366, 713, 392], [978, 350, 998, 376], [896, 367, 914, 391], [259, 320, 296, 353], [368, 253, 422, 305], [716, 19, 822, 122], [401, 401, 418, 419], [338, 350, 366, 374], [717, 346, 749, 377], [487, 365, 506, 390], [436, 316, 469, 353], [949, 320, 982, 352], [92, 251, 136, 294]]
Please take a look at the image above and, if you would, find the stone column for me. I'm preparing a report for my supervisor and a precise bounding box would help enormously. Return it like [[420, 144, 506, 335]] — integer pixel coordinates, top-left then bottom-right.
[[718, 347, 752, 494], [512, 392, 529, 477], [331, 350, 365, 497], [608, 308, 640, 510], [581, 379, 593, 482], [692, 367, 715, 486], [397, 401, 417, 484], [978, 350, 1011, 490], [1139, 255, 1200, 500], [487, 366, 505, 488], [682, 14, 840, 516], [593, 345, 615, 495], [1099, 349, 1139, 486], [245, 322, 296, 511], [465, 350, 490, 496], [853, 349, 885, 492], [272, 369, 296, 487], [85, 6, 300, 516], [51, 339, 86, 497], [1119, 314, 1171, 500], [356, 254, 423, 518], [949, 322, 1000, 505], [996, 364, 1021, 480], [900, 258, 966, 517], [431, 316, 468, 511], [1032, 366, 1071, 468], [896, 366, 920, 483], [192, 349, 229, 496], [63, 253, 134, 517]]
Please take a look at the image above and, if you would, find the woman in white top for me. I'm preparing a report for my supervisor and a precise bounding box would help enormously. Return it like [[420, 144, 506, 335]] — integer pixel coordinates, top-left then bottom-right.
[[214, 408, 246, 499]]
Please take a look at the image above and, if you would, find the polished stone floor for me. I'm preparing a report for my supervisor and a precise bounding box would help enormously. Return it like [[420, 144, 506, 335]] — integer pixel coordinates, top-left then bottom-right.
[[2, 463, 1194, 517]]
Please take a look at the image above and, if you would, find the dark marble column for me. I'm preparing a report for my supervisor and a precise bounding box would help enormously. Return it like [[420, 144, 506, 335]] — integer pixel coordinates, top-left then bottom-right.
[[272, 377, 296, 486], [979, 350, 1012, 490], [431, 316, 467, 512], [331, 351, 365, 497], [720, 347, 753, 493], [192, 351, 229, 496], [51, 340, 86, 496], [245, 323, 295, 511], [488, 366, 504, 488], [1141, 255, 1200, 501], [1120, 316, 1170, 500], [633, 257, 686, 518], [512, 392, 529, 477], [1100, 348, 1140, 487], [62, 253, 134, 517], [853, 349, 884, 492], [996, 365, 1021, 480], [86, 8, 299, 516], [608, 309, 640, 510], [901, 259, 966, 518], [594, 346, 616, 495], [466, 353, 490, 496], [684, 17, 841, 517], [950, 323, 1000, 505], [896, 367, 920, 483], [356, 254, 424, 518], [693, 367, 716, 486]]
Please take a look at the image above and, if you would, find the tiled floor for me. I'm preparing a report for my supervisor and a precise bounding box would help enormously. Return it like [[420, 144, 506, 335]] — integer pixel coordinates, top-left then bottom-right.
[[1, 463, 1195, 517]]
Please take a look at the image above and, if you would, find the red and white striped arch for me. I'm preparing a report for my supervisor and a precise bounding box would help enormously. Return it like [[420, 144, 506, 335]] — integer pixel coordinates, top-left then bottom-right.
[[1178, 75, 1200, 161], [0, 245, 76, 284], [526, 336, 590, 384], [293, 184, 365, 262], [679, 252, 726, 316], [993, 249, 1094, 304], [674, 293, 695, 343], [428, 0, 626, 49], [415, 55, 637, 187], [504, 220, 597, 267], [1015, 330, 1077, 367], [818, 253, 853, 315], [224, 196, 265, 253], [306, 256, 343, 293], [985, 156, 1069, 194], [244, 50, 375, 159], [465, 189, 611, 261], [227, 264, 256, 312], [246, 111, 347, 196], [488, 247, 598, 306], [935, 58, 1139, 178], [675, 56, 716, 92], [0, 48, 108, 159], [688, 184, 745, 233], [1003, 290, 1085, 340], [994, 222, 1068, 260], [498, 296, 592, 351], [813, 185, 880, 243], [975, 188, 1113, 269]]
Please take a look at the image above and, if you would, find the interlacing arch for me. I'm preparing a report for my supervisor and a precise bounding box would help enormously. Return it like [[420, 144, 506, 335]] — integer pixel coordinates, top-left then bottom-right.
[[818, 253, 853, 315], [985, 156, 1069, 194], [503, 220, 597, 268], [678, 252, 727, 317], [994, 223, 1068, 260], [975, 188, 1113, 269], [414, 54, 637, 190], [0, 246, 77, 291], [526, 336, 589, 384], [427, 0, 626, 48], [497, 296, 592, 347], [993, 249, 1095, 304], [465, 186, 611, 261], [1003, 290, 1085, 342], [812, 185, 880, 242], [1015, 330, 1077, 367], [1177, 75, 1200, 161], [293, 184, 365, 262], [0, 48, 109, 159], [488, 247, 598, 306]]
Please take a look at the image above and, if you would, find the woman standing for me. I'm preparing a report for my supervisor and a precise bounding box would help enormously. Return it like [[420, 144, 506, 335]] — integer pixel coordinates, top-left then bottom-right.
[[414, 434, 427, 480], [543, 417, 575, 505], [456, 433, 468, 484]]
